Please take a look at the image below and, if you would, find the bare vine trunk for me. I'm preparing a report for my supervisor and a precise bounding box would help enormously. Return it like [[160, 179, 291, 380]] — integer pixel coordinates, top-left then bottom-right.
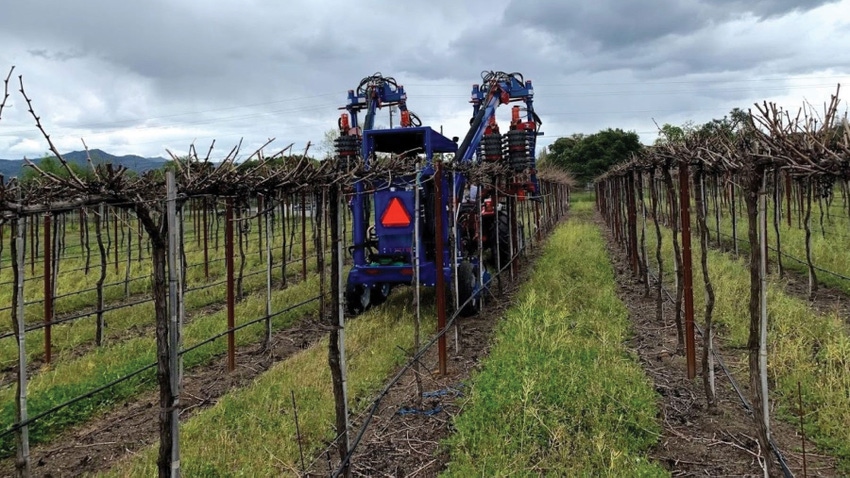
[[803, 180, 817, 299], [649, 172, 664, 323], [694, 171, 716, 408], [773, 168, 783, 277], [95, 205, 107, 346], [327, 185, 350, 475], [744, 172, 773, 475], [662, 166, 685, 354], [134, 205, 172, 478]]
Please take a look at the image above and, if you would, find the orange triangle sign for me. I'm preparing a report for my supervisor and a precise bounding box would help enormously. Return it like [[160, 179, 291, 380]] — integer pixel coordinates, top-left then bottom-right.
[[381, 197, 411, 227]]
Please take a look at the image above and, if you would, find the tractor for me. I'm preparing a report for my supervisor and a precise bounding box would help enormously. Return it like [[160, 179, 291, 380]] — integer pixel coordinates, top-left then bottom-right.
[[336, 71, 541, 316]]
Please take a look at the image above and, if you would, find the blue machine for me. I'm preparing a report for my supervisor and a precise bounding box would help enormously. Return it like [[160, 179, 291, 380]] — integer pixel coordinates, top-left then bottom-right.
[[337, 71, 542, 316]]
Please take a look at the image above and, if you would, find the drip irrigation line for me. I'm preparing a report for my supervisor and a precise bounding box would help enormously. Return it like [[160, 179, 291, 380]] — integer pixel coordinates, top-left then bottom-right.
[[177, 295, 321, 357], [0, 231, 285, 287], [718, 231, 850, 282], [0, 254, 317, 340], [646, 268, 793, 478], [0, 362, 157, 441], [0, 294, 322, 440], [0, 297, 151, 339], [332, 232, 536, 478]]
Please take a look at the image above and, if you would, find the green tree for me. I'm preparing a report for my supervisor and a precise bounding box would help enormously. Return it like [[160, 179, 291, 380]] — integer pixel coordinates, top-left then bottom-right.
[[654, 120, 697, 145], [547, 128, 642, 184], [21, 154, 93, 183], [319, 128, 339, 160]]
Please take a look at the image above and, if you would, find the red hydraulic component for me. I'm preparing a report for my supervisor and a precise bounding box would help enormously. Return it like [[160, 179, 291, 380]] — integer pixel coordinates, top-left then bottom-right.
[[338, 113, 351, 134], [400, 110, 411, 127], [510, 105, 536, 131], [511, 105, 521, 127], [380, 197, 412, 227], [484, 115, 499, 135]]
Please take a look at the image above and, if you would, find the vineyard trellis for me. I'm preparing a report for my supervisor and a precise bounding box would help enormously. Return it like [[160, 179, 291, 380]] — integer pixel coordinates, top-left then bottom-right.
[[0, 66, 572, 477], [597, 85, 850, 476]]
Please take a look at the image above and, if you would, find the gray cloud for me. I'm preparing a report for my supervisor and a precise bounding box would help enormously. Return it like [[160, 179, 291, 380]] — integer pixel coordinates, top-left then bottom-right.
[[0, 0, 848, 161]]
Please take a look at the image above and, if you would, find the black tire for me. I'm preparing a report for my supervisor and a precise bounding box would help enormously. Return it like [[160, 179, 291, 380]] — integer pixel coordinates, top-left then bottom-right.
[[345, 283, 370, 316], [493, 211, 511, 273], [457, 261, 480, 317], [370, 283, 391, 306]]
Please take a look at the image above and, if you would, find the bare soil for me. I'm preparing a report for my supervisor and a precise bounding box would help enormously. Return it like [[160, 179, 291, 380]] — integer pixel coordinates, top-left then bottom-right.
[[0, 314, 327, 477], [604, 219, 840, 477], [7, 211, 843, 477], [305, 247, 542, 477]]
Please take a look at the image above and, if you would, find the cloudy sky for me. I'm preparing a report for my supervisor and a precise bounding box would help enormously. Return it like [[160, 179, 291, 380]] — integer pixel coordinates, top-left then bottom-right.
[[1, 0, 849, 161]]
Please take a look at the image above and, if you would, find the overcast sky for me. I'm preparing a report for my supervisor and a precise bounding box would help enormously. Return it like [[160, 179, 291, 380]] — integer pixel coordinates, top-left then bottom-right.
[[1, 0, 849, 161]]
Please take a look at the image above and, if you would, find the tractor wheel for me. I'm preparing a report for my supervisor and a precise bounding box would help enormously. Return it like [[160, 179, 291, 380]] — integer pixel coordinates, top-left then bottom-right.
[[345, 283, 371, 316], [370, 282, 391, 306], [493, 211, 525, 273], [457, 261, 480, 317], [494, 211, 511, 272]]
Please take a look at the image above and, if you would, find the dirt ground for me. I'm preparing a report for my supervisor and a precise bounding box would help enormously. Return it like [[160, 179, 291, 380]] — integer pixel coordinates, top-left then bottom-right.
[[304, 248, 540, 477], [309, 213, 844, 477], [0, 314, 327, 477], [4, 211, 844, 477], [603, 220, 841, 477]]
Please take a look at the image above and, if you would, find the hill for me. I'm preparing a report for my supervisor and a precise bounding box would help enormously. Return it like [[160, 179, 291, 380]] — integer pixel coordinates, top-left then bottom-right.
[[0, 149, 168, 179]]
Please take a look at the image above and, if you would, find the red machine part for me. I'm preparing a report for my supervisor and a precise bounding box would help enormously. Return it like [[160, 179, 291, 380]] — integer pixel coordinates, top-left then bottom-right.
[[380, 197, 412, 227], [510, 105, 536, 131]]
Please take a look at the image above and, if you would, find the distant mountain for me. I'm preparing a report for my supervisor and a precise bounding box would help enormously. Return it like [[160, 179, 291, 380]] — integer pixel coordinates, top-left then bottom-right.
[[0, 149, 168, 179]]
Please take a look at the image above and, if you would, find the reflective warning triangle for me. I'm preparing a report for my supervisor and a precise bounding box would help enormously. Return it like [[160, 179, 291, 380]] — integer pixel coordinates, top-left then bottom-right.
[[381, 197, 411, 227]]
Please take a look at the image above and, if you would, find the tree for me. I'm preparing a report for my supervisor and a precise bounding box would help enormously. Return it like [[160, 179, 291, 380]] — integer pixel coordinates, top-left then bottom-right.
[[21, 154, 93, 183], [654, 120, 697, 145], [319, 128, 339, 160], [547, 128, 642, 184]]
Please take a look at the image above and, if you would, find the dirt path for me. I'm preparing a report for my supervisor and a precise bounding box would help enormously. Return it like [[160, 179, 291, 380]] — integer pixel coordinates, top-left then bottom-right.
[[0, 314, 326, 477], [303, 243, 546, 477], [603, 218, 840, 476]]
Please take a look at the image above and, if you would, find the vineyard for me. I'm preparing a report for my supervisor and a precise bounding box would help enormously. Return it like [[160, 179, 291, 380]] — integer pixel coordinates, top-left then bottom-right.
[[2, 58, 850, 478], [0, 68, 579, 476], [597, 89, 850, 476]]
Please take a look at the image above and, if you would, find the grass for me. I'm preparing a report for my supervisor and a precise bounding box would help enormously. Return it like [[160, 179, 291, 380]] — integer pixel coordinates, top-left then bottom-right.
[[442, 203, 665, 477], [0, 264, 322, 457], [0, 215, 320, 367], [643, 210, 850, 472], [105, 287, 434, 476], [704, 196, 850, 296]]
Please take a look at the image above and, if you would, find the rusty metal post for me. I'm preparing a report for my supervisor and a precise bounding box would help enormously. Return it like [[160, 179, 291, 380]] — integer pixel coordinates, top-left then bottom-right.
[[202, 198, 210, 280], [43, 214, 52, 365], [679, 164, 697, 379], [626, 172, 639, 276], [434, 163, 448, 376], [785, 172, 792, 228], [225, 198, 236, 372], [301, 191, 307, 281], [113, 207, 119, 273], [30, 215, 35, 274], [257, 194, 264, 262]]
